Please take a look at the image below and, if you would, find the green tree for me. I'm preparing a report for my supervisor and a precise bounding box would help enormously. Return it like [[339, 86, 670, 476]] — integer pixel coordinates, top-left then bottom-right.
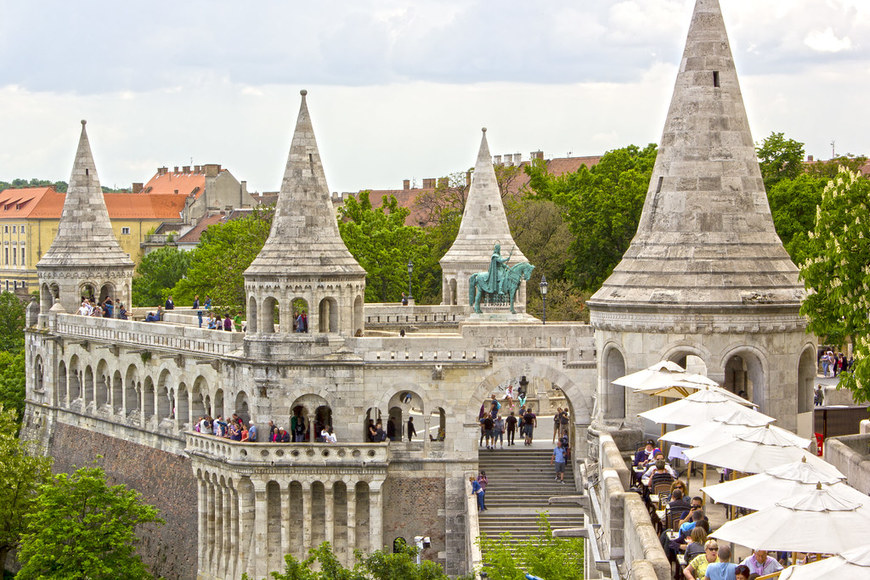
[[0, 178, 68, 193], [766, 173, 826, 264], [172, 208, 273, 314], [477, 513, 584, 579], [525, 143, 658, 292], [800, 168, 870, 400], [0, 351, 26, 421], [806, 155, 869, 180], [0, 408, 52, 569], [17, 464, 163, 580], [339, 192, 434, 303], [131, 247, 193, 307], [756, 131, 806, 190], [0, 291, 25, 352]]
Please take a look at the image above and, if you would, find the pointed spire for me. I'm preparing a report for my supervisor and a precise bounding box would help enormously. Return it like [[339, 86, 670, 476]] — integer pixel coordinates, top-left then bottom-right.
[[441, 128, 526, 266], [246, 90, 364, 277], [590, 0, 803, 309], [38, 120, 133, 267]]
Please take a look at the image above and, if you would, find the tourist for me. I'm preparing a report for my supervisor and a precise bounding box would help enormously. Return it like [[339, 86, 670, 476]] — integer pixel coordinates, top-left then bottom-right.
[[469, 476, 485, 511], [503, 383, 514, 409], [233, 312, 243, 332], [684, 540, 718, 579], [553, 407, 564, 443], [274, 427, 290, 443], [165, 295, 175, 310], [739, 550, 782, 576], [192, 295, 200, 309], [489, 394, 501, 418], [551, 439, 567, 483], [505, 411, 517, 446], [523, 406, 537, 445], [197, 309, 203, 328], [204, 295, 212, 309], [248, 421, 258, 442], [641, 454, 678, 485], [494, 414, 505, 449], [704, 544, 736, 580], [482, 414, 494, 450], [118, 303, 128, 320], [324, 426, 337, 443], [733, 565, 750, 580], [683, 526, 708, 564], [223, 314, 232, 331], [387, 418, 397, 441], [295, 312, 305, 332], [814, 384, 825, 406], [634, 440, 660, 467], [374, 420, 386, 442], [667, 488, 691, 519], [367, 420, 378, 442], [77, 301, 90, 316], [401, 292, 408, 306], [156, 305, 164, 321], [407, 416, 416, 441], [477, 470, 488, 494]]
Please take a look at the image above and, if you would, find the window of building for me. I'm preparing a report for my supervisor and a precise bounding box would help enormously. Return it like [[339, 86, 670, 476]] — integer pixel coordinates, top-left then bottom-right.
[[3, 247, 7, 265], [21, 247, 25, 266], [3, 226, 7, 233], [121, 227, 131, 235], [12, 248, 16, 265], [19, 225, 25, 234], [13, 281, 17, 290], [11, 226, 16, 233]]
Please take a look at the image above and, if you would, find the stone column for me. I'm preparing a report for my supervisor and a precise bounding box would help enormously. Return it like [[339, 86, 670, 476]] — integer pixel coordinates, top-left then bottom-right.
[[369, 481, 384, 553], [238, 478, 255, 577], [301, 480, 312, 551], [214, 480, 224, 578], [206, 478, 216, 574], [306, 410, 313, 442], [281, 484, 292, 559], [324, 482, 334, 546], [346, 481, 356, 567], [221, 483, 231, 578], [423, 417, 431, 455], [198, 474, 207, 574], [253, 480, 269, 580], [228, 486, 239, 580]]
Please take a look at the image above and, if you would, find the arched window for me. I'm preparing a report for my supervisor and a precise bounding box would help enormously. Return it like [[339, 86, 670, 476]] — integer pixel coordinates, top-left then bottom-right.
[[262, 297, 279, 334], [291, 298, 309, 333], [318, 297, 338, 333], [247, 296, 258, 334]]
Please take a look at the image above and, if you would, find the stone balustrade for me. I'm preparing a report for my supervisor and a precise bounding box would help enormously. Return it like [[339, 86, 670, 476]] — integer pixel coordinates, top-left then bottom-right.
[[186, 432, 390, 467], [54, 313, 244, 356], [363, 303, 469, 328]]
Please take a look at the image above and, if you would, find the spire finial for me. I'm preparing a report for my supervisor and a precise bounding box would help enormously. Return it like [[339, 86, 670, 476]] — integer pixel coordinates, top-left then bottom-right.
[[300, 89, 308, 97], [481, 127, 487, 133], [81, 119, 87, 126]]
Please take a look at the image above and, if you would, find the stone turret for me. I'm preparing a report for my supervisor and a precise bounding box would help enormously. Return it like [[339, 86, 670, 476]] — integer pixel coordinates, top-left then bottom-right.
[[440, 128, 528, 311], [244, 91, 366, 349], [588, 0, 814, 431], [36, 121, 134, 316]]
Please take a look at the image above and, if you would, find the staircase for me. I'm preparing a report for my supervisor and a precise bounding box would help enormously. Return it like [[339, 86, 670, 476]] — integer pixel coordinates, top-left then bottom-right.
[[476, 446, 584, 550]]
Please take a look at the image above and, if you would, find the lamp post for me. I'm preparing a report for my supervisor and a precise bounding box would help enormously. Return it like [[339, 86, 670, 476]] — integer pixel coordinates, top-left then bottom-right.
[[407, 259, 414, 301], [540, 275, 548, 325]]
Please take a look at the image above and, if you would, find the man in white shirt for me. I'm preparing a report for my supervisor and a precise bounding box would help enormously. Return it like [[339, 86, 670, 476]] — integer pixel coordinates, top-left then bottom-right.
[[740, 549, 782, 576]]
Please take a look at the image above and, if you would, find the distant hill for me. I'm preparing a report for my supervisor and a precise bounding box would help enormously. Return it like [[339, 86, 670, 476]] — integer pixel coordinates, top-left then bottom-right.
[[0, 178, 130, 194]]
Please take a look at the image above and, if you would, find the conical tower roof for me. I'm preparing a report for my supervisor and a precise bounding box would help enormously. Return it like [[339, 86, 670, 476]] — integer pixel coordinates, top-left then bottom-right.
[[38, 121, 133, 268], [246, 90, 364, 278], [441, 128, 526, 266], [589, 0, 803, 310]]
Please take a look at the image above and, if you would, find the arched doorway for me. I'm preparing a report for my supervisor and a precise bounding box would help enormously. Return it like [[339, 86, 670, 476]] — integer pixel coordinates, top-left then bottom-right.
[[235, 391, 250, 425], [798, 346, 817, 414], [291, 298, 309, 333], [247, 297, 258, 334], [603, 346, 626, 420], [290, 394, 331, 442], [723, 350, 765, 408], [318, 298, 338, 333]]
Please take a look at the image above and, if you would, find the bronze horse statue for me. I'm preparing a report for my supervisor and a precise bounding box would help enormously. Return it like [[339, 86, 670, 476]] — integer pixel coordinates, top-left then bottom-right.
[[469, 262, 535, 314]]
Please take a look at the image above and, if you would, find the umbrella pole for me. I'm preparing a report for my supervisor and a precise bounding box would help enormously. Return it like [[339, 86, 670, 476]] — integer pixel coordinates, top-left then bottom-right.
[[702, 464, 707, 505]]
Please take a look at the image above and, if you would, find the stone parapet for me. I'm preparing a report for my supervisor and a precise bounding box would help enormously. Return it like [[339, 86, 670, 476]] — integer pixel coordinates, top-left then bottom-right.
[[825, 435, 870, 495], [55, 313, 243, 357], [590, 307, 807, 334]]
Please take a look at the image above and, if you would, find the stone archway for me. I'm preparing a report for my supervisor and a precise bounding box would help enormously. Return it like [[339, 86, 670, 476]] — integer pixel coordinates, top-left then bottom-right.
[[602, 344, 626, 421], [798, 344, 817, 414], [721, 347, 767, 410]]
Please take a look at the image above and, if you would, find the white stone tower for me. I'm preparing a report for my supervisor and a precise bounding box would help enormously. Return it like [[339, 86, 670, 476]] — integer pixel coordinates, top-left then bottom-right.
[[440, 128, 528, 311], [588, 0, 815, 431], [36, 120, 134, 316], [244, 91, 366, 354]]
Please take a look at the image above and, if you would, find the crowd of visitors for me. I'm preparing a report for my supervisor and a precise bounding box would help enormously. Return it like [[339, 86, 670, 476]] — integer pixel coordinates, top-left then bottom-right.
[[194, 413, 338, 443], [76, 297, 127, 319], [478, 395, 544, 449], [820, 348, 852, 377]]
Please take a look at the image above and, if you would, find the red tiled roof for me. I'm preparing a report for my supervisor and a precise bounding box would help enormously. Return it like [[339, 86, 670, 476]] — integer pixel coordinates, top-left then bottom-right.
[[363, 188, 434, 227], [503, 156, 602, 198], [143, 171, 207, 196], [0, 187, 186, 220], [176, 209, 253, 244]]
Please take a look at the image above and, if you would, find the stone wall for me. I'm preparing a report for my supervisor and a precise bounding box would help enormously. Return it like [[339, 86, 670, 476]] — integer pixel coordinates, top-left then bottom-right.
[[49, 422, 198, 580], [825, 434, 870, 495], [382, 475, 446, 565]]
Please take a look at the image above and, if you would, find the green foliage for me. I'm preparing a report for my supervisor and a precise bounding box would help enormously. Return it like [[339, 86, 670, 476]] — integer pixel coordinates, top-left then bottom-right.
[[767, 173, 826, 265], [806, 155, 869, 180], [0, 407, 52, 569], [0, 292, 25, 352], [756, 132, 806, 190], [339, 192, 435, 303], [131, 247, 193, 307], [477, 513, 584, 579], [250, 540, 464, 580], [172, 208, 273, 313], [17, 464, 163, 580], [0, 178, 67, 193], [525, 144, 657, 292], [0, 351, 26, 422], [800, 168, 870, 400]]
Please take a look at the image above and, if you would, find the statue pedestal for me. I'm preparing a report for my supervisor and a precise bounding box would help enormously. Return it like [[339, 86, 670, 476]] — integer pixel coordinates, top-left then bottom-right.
[[464, 311, 539, 324]]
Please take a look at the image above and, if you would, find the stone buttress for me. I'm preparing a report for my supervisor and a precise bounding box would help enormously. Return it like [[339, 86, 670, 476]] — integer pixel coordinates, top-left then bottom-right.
[[588, 0, 814, 431], [440, 128, 528, 311], [36, 121, 134, 317]]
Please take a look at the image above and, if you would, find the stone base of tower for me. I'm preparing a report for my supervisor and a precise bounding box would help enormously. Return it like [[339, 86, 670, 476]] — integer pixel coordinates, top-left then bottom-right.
[[590, 307, 816, 434]]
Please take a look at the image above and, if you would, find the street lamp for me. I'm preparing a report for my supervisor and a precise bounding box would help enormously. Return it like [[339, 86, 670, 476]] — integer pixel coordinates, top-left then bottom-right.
[[539, 275, 548, 325], [407, 259, 414, 301]]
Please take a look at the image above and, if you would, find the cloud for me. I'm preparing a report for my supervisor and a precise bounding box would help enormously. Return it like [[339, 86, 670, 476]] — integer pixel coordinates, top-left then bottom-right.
[[804, 27, 854, 53]]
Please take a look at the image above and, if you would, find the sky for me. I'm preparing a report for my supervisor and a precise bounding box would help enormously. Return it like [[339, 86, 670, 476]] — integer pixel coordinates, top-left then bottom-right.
[[1, 0, 868, 194]]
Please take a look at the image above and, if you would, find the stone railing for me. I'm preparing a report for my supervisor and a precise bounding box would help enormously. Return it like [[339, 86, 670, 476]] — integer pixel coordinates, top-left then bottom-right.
[[54, 313, 244, 357], [465, 476, 484, 579], [825, 434, 870, 495], [185, 432, 390, 467], [363, 303, 470, 328]]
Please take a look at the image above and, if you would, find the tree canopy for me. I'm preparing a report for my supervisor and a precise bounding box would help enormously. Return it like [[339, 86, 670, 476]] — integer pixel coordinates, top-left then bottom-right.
[[0, 408, 52, 570], [756, 131, 806, 190], [800, 168, 870, 400], [338, 192, 436, 303], [171, 208, 273, 314], [524, 143, 658, 292], [0, 291, 25, 352], [132, 247, 193, 307], [17, 464, 163, 580]]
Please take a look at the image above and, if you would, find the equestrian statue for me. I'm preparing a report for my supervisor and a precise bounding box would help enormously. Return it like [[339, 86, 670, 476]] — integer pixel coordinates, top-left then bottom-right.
[[468, 243, 535, 314]]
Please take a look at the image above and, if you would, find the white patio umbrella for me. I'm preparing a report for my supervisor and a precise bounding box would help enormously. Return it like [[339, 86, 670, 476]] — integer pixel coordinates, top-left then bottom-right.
[[683, 424, 816, 474], [700, 457, 857, 511], [635, 373, 720, 399], [638, 389, 764, 428], [711, 485, 870, 554], [659, 409, 774, 448], [612, 360, 687, 391], [779, 544, 870, 579]]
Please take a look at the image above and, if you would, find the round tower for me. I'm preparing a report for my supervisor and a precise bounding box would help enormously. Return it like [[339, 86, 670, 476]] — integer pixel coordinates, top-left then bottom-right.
[[36, 121, 134, 317], [588, 0, 815, 432], [440, 128, 528, 312], [244, 91, 367, 355]]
